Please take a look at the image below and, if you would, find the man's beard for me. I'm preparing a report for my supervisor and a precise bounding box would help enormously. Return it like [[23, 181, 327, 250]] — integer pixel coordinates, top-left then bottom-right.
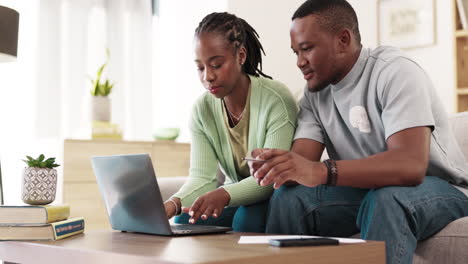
[[307, 81, 329, 93]]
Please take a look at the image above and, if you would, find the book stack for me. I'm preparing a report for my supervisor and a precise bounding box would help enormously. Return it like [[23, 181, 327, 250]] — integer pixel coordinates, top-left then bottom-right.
[[0, 204, 85, 241], [92, 121, 122, 140]]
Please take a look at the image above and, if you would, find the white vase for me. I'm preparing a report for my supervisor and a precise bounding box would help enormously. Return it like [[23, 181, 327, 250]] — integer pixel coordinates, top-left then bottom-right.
[[91, 96, 111, 122], [22, 167, 57, 205]]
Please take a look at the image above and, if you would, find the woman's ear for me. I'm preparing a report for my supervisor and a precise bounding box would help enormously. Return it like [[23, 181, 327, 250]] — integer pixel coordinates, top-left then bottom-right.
[[238, 46, 247, 65]]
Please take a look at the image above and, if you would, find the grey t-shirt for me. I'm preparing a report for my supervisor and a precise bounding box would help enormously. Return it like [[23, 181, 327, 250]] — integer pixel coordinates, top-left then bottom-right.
[[295, 46, 468, 190]]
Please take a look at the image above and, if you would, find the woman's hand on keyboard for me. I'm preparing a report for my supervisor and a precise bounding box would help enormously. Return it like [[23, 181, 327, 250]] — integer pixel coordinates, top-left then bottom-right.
[[182, 188, 231, 224]]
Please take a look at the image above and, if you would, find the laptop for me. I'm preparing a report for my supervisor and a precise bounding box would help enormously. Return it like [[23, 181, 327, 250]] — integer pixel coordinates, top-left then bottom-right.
[[91, 153, 232, 236]]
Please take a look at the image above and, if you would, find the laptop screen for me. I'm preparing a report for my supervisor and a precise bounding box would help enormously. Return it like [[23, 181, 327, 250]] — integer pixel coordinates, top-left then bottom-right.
[[91, 154, 172, 235]]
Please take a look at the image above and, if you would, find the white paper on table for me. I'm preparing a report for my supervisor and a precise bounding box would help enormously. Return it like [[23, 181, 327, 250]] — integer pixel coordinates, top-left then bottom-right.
[[238, 235, 366, 244]]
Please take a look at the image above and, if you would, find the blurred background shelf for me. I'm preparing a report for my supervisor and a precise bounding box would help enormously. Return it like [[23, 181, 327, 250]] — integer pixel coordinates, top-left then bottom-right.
[[455, 0, 468, 112]]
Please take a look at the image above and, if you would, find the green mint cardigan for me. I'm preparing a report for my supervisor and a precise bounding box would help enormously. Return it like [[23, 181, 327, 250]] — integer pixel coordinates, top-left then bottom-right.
[[173, 75, 298, 207]]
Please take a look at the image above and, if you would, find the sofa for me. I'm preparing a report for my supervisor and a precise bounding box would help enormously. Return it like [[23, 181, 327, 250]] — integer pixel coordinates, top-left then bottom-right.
[[158, 111, 468, 264]]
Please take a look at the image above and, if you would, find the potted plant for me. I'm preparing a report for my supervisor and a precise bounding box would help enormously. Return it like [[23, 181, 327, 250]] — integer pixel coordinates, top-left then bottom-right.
[[22, 154, 60, 205], [90, 49, 114, 122]]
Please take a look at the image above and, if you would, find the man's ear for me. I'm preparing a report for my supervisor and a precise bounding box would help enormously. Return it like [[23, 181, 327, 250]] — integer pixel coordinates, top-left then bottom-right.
[[336, 28, 352, 55]]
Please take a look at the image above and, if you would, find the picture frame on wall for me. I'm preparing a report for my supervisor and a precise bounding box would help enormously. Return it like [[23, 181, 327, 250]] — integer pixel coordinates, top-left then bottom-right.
[[378, 0, 436, 49]]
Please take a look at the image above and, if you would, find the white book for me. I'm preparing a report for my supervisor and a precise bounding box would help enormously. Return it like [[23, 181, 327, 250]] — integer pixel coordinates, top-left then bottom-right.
[[457, 0, 468, 30]]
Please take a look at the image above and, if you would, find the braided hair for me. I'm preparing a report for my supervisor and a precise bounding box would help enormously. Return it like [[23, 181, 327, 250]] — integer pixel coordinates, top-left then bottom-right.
[[195, 12, 271, 79]]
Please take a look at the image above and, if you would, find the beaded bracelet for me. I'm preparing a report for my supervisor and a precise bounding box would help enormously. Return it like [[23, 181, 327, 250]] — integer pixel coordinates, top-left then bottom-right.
[[323, 159, 338, 186]]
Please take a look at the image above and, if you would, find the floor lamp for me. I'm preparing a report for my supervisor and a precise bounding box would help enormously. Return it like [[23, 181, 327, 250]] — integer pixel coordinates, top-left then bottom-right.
[[0, 5, 20, 205]]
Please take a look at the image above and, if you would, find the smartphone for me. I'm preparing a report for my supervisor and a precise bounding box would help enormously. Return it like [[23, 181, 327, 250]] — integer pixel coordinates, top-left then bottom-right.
[[269, 237, 339, 247]]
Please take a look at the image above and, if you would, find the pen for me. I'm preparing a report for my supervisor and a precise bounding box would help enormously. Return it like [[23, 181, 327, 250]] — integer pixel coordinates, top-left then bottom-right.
[[243, 157, 267, 185], [242, 157, 267, 163]]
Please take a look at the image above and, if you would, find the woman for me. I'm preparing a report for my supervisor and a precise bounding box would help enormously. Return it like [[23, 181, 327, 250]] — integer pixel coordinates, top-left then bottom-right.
[[163, 12, 297, 232]]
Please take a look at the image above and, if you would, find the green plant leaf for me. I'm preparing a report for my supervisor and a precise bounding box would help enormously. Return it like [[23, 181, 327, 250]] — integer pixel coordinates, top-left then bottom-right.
[[94, 80, 100, 96], [24, 154, 59, 168], [97, 84, 105, 96], [37, 154, 45, 162], [90, 49, 114, 97], [90, 80, 97, 96], [96, 63, 106, 82], [103, 80, 110, 96], [45, 157, 55, 163]]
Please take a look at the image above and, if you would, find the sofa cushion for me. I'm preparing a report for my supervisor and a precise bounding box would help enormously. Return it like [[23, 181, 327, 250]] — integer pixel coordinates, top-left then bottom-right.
[[414, 216, 468, 264], [351, 217, 468, 263], [159, 176, 186, 201]]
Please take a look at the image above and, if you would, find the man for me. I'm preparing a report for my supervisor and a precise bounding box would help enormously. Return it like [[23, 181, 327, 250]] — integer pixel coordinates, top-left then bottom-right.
[[248, 0, 468, 263]]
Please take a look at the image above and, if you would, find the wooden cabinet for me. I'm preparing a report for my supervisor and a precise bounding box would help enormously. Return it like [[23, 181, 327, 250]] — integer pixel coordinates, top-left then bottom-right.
[[455, 0, 468, 112], [63, 139, 190, 230]]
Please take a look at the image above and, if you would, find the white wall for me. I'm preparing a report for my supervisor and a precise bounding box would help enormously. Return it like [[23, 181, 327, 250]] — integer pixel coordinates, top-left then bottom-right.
[[227, 0, 305, 99], [404, 0, 456, 113], [228, 0, 456, 113], [153, 0, 227, 142]]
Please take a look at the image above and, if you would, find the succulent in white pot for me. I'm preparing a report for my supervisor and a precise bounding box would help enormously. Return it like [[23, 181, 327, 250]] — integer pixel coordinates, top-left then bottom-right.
[[90, 49, 114, 122], [22, 154, 60, 205]]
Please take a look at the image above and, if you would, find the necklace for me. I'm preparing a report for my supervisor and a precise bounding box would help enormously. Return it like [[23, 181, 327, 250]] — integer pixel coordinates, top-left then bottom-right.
[[226, 109, 237, 127], [223, 99, 245, 123]]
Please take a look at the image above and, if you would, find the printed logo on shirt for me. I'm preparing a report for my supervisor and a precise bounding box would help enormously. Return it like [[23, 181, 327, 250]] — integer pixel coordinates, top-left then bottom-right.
[[349, 106, 371, 133]]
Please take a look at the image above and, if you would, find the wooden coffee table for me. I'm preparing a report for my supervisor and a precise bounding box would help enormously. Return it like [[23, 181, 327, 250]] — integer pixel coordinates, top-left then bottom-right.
[[0, 230, 385, 264]]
